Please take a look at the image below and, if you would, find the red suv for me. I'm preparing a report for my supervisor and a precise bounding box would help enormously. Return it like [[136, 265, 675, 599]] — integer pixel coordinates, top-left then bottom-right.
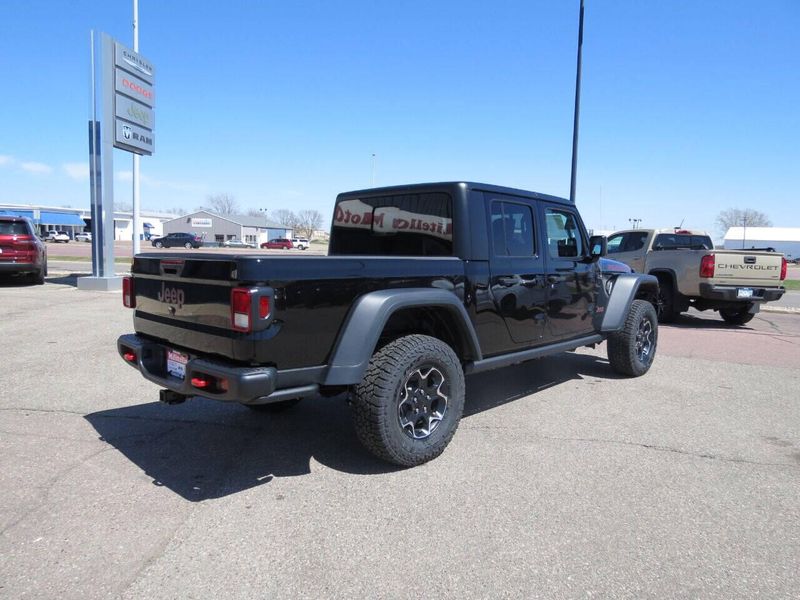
[[0, 216, 47, 284], [260, 238, 294, 249]]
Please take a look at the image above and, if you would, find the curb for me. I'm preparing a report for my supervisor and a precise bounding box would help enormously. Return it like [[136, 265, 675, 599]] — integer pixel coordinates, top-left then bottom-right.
[[761, 306, 800, 315]]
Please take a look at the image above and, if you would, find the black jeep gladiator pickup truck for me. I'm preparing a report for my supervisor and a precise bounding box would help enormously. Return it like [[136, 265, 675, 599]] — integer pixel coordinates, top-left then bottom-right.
[[118, 182, 659, 466]]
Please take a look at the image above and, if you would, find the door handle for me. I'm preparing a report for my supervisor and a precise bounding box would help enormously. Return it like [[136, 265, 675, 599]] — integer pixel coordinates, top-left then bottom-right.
[[520, 277, 542, 288], [498, 276, 521, 287]]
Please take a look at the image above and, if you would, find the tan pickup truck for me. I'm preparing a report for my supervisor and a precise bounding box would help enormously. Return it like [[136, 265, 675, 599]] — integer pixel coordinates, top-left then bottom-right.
[[606, 229, 787, 324]]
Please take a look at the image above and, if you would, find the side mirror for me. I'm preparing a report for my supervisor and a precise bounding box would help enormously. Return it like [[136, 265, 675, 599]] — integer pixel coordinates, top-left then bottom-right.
[[588, 235, 607, 262]]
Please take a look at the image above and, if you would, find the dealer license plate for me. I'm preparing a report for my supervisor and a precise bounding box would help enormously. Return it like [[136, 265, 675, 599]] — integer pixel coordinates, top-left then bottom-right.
[[166, 349, 188, 380], [737, 288, 754, 299]]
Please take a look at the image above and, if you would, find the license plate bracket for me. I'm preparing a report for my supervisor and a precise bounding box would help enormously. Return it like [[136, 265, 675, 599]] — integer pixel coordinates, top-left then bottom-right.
[[737, 288, 754, 299], [166, 349, 189, 380]]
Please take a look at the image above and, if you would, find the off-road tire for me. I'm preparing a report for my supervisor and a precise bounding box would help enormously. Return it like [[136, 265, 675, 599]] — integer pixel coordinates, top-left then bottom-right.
[[719, 306, 755, 326], [656, 279, 677, 323], [608, 299, 658, 377], [154, 241, 164, 248], [352, 334, 465, 467], [244, 398, 302, 413]]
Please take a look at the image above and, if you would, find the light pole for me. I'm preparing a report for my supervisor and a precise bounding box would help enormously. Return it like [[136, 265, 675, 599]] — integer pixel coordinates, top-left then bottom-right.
[[131, 0, 141, 255], [742, 216, 747, 249], [628, 218, 641, 229], [569, 0, 585, 204], [370, 153, 376, 187]]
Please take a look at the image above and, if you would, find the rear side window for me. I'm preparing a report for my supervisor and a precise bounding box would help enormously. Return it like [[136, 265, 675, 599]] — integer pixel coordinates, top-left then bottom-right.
[[0, 220, 30, 235], [490, 201, 535, 256], [329, 192, 453, 256]]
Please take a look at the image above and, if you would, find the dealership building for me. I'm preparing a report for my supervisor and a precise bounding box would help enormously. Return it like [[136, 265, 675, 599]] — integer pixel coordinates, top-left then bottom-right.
[[723, 227, 800, 261], [0, 203, 176, 240], [162, 211, 292, 245]]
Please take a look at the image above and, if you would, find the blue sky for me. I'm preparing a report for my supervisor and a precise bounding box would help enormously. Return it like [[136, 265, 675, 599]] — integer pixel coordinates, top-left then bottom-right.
[[1, 0, 797, 237]]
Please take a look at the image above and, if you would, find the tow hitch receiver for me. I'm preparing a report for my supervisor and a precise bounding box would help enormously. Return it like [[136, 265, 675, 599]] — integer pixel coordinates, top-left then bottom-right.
[[159, 389, 188, 405]]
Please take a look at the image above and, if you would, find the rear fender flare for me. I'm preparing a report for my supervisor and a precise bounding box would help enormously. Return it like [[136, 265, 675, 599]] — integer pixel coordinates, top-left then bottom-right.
[[324, 289, 481, 385], [601, 274, 659, 332]]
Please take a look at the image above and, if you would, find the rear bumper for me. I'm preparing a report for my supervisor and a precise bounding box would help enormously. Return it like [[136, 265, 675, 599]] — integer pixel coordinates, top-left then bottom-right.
[[117, 334, 318, 405], [698, 283, 785, 303], [0, 261, 40, 274]]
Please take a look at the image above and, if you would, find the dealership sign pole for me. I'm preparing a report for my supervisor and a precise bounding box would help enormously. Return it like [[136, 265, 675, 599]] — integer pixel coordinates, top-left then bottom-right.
[[81, 30, 155, 292]]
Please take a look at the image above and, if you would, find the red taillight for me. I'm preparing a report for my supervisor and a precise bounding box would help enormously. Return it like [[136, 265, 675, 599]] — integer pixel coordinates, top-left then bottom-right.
[[122, 349, 137, 363], [231, 288, 271, 332], [123, 277, 136, 308], [780, 257, 787, 281], [700, 254, 715, 278], [231, 288, 252, 331]]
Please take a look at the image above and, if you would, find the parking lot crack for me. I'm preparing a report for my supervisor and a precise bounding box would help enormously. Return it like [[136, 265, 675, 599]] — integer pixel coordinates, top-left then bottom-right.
[[539, 435, 800, 469], [0, 446, 116, 537]]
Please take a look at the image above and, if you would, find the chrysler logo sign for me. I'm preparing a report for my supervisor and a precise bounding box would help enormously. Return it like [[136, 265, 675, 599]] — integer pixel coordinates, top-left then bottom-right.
[[121, 49, 153, 79]]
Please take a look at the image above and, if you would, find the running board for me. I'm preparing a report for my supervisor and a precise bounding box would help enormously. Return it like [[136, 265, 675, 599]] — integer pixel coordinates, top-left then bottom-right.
[[464, 334, 604, 375]]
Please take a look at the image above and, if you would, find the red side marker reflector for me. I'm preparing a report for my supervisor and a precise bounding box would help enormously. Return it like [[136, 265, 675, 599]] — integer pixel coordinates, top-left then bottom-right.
[[123, 351, 136, 363], [191, 377, 210, 389]]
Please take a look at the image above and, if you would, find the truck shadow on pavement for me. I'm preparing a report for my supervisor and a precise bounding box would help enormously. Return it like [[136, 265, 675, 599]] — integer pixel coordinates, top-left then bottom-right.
[[84, 352, 618, 501]]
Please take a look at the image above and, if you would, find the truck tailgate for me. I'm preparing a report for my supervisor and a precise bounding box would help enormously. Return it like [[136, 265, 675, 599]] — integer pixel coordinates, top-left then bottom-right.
[[131, 255, 254, 361], [712, 251, 783, 285]]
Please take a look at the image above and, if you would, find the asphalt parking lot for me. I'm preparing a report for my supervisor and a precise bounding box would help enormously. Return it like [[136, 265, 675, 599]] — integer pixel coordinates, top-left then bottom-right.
[[1, 277, 798, 599]]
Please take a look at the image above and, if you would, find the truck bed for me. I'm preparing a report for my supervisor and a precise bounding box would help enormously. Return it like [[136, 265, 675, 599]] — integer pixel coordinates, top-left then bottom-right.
[[130, 253, 466, 368]]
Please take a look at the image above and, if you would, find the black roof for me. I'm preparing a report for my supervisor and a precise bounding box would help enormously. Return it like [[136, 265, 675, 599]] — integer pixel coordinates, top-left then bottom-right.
[[338, 181, 571, 205]]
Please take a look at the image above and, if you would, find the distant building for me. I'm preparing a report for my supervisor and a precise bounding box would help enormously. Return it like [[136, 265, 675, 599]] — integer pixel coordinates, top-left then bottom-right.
[[723, 227, 800, 261], [162, 211, 292, 246], [0, 203, 176, 240], [0, 204, 86, 234]]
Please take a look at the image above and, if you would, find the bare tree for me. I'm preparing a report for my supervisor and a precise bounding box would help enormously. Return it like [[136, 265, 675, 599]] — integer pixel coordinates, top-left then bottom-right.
[[165, 206, 188, 216], [715, 208, 771, 236], [295, 209, 324, 239], [270, 209, 297, 228], [246, 208, 263, 217], [206, 193, 239, 215]]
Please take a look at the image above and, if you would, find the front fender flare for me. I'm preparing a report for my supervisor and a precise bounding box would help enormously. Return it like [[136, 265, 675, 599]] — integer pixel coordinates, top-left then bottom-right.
[[323, 288, 481, 385], [601, 274, 659, 332]]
